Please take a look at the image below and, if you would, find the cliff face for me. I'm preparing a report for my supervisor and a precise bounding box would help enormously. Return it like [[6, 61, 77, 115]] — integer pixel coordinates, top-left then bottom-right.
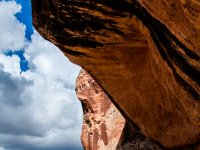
[[76, 69, 125, 150], [32, 0, 200, 149], [76, 69, 163, 150]]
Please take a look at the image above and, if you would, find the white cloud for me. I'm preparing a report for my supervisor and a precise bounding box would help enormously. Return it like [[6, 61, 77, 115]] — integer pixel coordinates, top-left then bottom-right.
[[0, 1, 82, 150], [25, 31, 80, 88], [0, 1, 26, 51], [0, 34, 82, 149], [0, 54, 21, 76]]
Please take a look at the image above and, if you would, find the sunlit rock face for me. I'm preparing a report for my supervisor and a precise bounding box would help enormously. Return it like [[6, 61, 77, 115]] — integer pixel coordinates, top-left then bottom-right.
[[76, 69, 163, 150], [76, 69, 125, 150], [32, 0, 200, 149]]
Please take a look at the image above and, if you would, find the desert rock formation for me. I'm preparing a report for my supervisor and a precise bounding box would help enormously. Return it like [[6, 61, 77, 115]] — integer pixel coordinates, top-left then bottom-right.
[[76, 69, 163, 150], [76, 69, 125, 150], [32, 0, 200, 149]]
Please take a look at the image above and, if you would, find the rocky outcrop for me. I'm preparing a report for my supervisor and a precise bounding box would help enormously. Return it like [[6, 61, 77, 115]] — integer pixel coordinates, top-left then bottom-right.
[[76, 69, 163, 150], [76, 69, 125, 150], [32, 0, 200, 149]]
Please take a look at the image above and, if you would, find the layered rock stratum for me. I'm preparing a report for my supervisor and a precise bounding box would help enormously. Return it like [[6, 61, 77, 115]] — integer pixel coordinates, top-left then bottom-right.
[[32, 0, 200, 149]]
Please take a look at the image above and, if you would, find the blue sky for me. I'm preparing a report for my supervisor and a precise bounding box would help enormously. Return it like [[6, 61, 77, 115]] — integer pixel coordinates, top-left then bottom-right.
[[5, 0, 32, 72], [0, 0, 83, 150]]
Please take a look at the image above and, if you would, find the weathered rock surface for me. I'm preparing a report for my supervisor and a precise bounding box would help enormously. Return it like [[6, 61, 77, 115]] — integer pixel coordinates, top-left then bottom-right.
[[76, 69, 125, 150], [32, 0, 200, 149], [76, 69, 163, 150]]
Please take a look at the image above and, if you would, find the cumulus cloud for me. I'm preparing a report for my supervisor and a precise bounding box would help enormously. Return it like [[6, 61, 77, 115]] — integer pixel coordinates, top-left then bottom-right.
[[0, 48, 82, 149], [0, 1, 82, 150], [25, 31, 80, 88], [0, 1, 26, 51]]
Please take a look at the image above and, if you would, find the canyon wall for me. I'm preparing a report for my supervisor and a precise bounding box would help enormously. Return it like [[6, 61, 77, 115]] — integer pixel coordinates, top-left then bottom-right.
[[32, 0, 200, 149]]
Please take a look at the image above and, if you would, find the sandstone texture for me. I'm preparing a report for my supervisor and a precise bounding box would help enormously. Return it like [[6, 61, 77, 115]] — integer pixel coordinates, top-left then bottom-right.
[[32, 0, 200, 149], [76, 69, 125, 150], [76, 69, 163, 150]]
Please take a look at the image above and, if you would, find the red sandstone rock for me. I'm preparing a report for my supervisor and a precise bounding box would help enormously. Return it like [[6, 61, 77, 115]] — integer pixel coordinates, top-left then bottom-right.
[[32, 0, 200, 149], [76, 69, 163, 150], [76, 69, 125, 150]]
